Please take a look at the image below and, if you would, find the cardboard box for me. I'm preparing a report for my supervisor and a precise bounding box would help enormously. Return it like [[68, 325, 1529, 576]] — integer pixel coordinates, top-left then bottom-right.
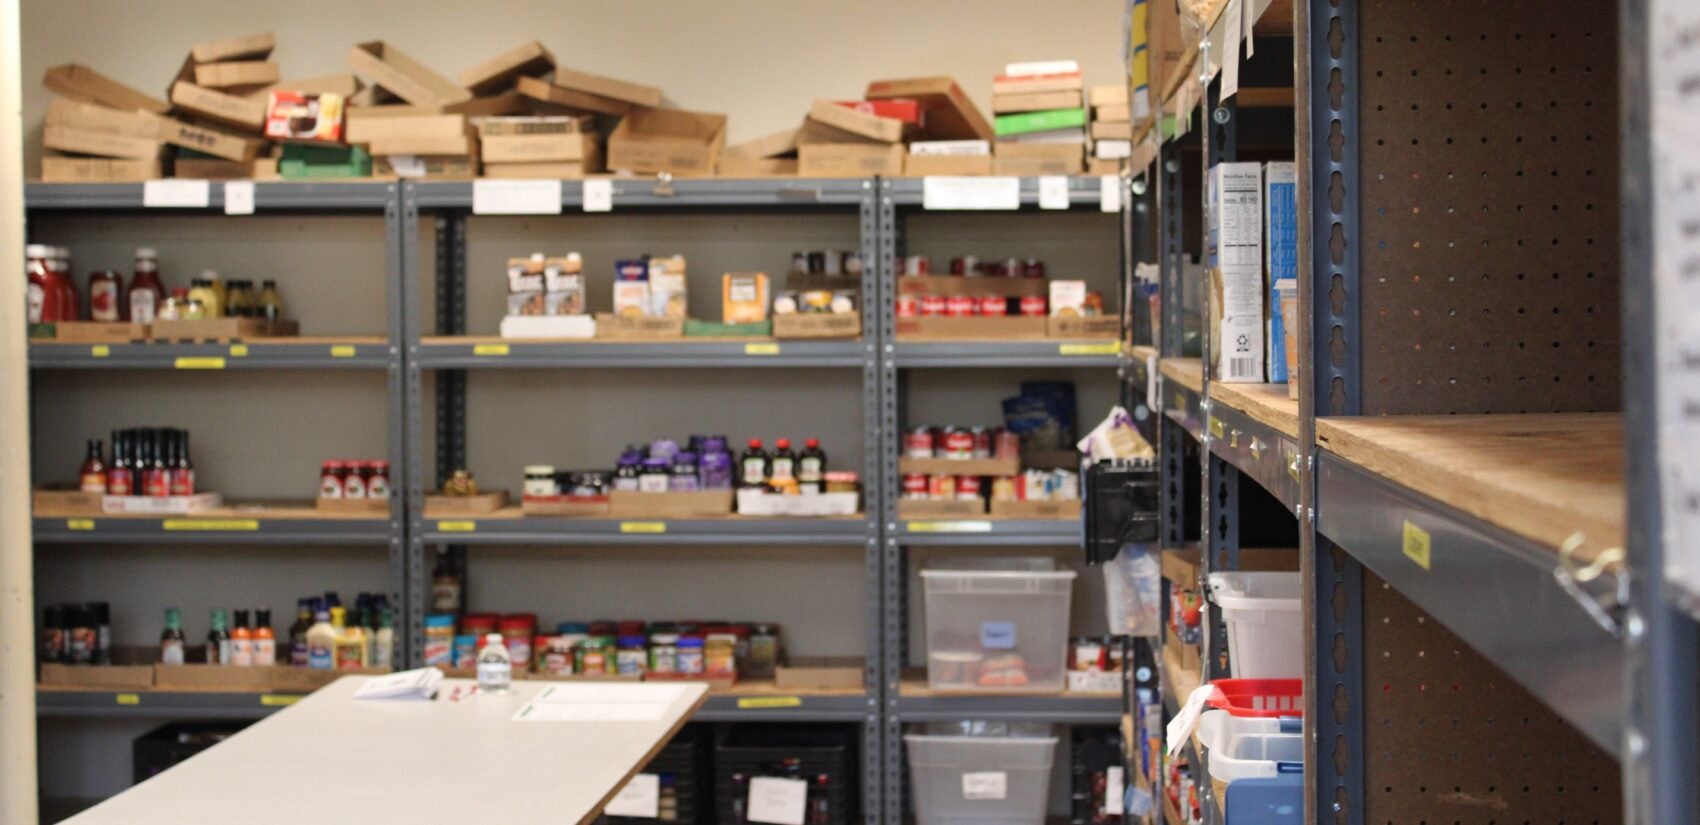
[[374, 155, 477, 179], [1264, 161, 1298, 383], [990, 498, 1083, 519], [522, 495, 612, 517], [475, 115, 589, 137], [194, 60, 278, 90], [151, 318, 298, 341], [772, 311, 859, 339], [903, 152, 991, 176], [174, 156, 279, 180], [368, 134, 476, 158], [1149, 0, 1187, 101], [250, 73, 362, 99], [39, 156, 160, 182], [1208, 162, 1264, 382], [345, 113, 467, 145], [45, 97, 160, 139], [171, 81, 266, 130], [864, 76, 993, 141], [1091, 121, 1134, 140], [39, 663, 156, 689], [459, 40, 556, 96], [264, 91, 345, 143], [315, 497, 389, 514], [992, 90, 1085, 113], [1095, 103, 1132, 122], [899, 456, 1021, 477], [897, 498, 987, 519], [774, 657, 865, 690], [607, 490, 734, 518], [157, 117, 264, 162], [447, 91, 528, 117], [482, 161, 593, 179], [42, 125, 161, 160], [1089, 84, 1130, 107], [346, 41, 471, 107], [154, 664, 274, 691], [551, 66, 662, 107], [515, 75, 634, 116], [716, 155, 798, 177], [606, 108, 725, 177], [1087, 158, 1124, 175], [594, 313, 684, 339], [191, 31, 275, 63], [836, 98, 923, 124], [798, 143, 903, 177], [896, 275, 1046, 298], [796, 117, 883, 146], [992, 72, 1085, 95], [481, 133, 598, 164], [43, 64, 170, 115], [33, 489, 104, 516], [424, 490, 509, 515], [51, 321, 149, 342], [724, 126, 800, 159], [721, 273, 769, 324], [895, 316, 1048, 340], [807, 99, 902, 143], [1047, 316, 1120, 338], [992, 142, 1083, 176]]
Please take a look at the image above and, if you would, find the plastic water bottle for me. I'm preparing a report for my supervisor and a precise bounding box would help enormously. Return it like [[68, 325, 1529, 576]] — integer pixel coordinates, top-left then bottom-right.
[[476, 633, 511, 693]]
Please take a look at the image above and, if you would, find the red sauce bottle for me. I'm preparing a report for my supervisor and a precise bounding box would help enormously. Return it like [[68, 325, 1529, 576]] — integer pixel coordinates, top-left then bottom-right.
[[88, 270, 123, 322], [25, 244, 65, 323], [168, 429, 195, 496], [79, 439, 107, 494], [106, 430, 134, 496], [50, 248, 79, 321], [128, 248, 164, 324], [140, 430, 170, 498]]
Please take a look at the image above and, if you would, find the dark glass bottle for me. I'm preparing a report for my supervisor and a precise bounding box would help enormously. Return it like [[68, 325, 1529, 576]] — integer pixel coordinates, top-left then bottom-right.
[[769, 438, 796, 484], [799, 438, 827, 493], [739, 439, 769, 488]]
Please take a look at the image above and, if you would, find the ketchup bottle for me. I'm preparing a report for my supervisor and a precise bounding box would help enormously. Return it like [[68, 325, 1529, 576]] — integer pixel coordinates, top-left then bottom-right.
[[51, 248, 79, 321], [128, 248, 164, 324], [25, 244, 64, 323]]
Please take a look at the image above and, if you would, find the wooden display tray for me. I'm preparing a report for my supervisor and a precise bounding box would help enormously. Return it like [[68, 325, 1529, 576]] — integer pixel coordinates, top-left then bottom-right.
[[423, 490, 509, 515], [607, 490, 734, 518], [896, 498, 986, 518], [898, 456, 1021, 477], [33, 499, 388, 521], [50, 321, 149, 343], [521, 495, 612, 517], [896, 316, 1047, 340], [33, 489, 222, 517], [989, 499, 1082, 519], [772, 311, 860, 340], [151, 318, 299, 342], [896, 275, 1047, 297], [594, 313, 684, 340], [314, 497, 390, 514], [1046, 316, 1119, 338], [773, 657, 865, 690]]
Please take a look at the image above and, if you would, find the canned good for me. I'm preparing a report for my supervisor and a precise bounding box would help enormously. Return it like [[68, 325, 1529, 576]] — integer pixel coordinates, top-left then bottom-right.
[[920, 294, 947, 317], [928, 474, 956, 499], [1023, 259, 1046, 279], [945, 295, 976, 317], [843, 252, 864, 276], [1071, 637, 1108, 671], [904, 426, 936, 459], [995, 429, 1022, 459], [979, 295, 1008, 316], [822, 251, 843, 277], [970, 427, 992, 459], [991, 476, 1018, 501], [956, 475, 982, 500], [1019, 294, 1048, 316], [941, 428, 975, 460], [896, 294, 921, 318], [902, 473, 930, 499], [902, 255, 930, 276]]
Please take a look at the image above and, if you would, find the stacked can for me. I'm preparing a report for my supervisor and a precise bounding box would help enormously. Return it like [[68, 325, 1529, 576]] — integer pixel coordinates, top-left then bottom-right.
[[901, 425, 1026, 502]]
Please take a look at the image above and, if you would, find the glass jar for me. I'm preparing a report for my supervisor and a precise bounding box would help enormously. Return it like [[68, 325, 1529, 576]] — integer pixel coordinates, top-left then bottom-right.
[[258, 279, 284, 321], [613, 457, 642, 491], [616, 635, 649, 676], [577, 635, 614, 675], [499, 614, 536, 670], [319, 461, 346, 499], [676, 637, 705, 675], [747, 623, 780, 680], [524, 465, 558, 498], [225, 279, 255, 318], [639, 458, 671, 493], [669, 452, 700, 492], [704, 632, 737, 678], [648, 632, 680, 673], [573, 471, 609, 496], [367, 461, 391, 500]]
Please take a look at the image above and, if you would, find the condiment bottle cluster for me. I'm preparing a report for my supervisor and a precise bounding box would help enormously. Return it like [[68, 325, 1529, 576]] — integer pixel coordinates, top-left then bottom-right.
[[79, 428, 195, 496], [423, 613, 782, 682], [26, 245, 283, 324]]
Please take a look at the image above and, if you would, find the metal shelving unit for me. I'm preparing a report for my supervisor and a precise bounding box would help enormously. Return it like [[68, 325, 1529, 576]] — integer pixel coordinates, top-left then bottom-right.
[[890, 340, 1121, 368], [28, 339, 393, 369], [418, 516, 870, 546], [31, 516, 392, 545], [892, 691, 1122, 725], [23, 180, 394, 211], [35, 690, 300, 720], [414, 338, 866, 369]]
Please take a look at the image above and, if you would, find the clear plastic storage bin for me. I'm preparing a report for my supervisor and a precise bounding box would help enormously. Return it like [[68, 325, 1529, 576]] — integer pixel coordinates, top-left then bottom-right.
[[904, 733, 1058, 825], [1205, 572, 1303, 679], [920, 569, 1077, 692]]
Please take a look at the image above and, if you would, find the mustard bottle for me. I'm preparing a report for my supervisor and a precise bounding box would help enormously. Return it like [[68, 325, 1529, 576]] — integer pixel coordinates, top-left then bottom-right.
[[329, 606, 366, 669], [187, 275, 222, 319]]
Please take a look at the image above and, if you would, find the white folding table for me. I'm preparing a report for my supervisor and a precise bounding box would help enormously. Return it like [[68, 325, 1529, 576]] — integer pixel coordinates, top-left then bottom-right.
[[63, 676, 708, 825]]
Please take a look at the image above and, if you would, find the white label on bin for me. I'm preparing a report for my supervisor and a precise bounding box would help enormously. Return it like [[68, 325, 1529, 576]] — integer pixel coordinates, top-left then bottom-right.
[[582, 178, 613, 212], [923, 176, 1019, 210], [605, 773, 660, 818], [962, 771, 1008, 801], [1105, 767, 1125, 815], [980, 621, 1017, 649], [1166, 683, 1222, 756], [223, 181, 255, 215], [143, 179, 209, 208], [1100, 175, 1123, 212], [472, 179, 563, 215], [747, 776, 808, 825], [1038, 175, 1070, 209]]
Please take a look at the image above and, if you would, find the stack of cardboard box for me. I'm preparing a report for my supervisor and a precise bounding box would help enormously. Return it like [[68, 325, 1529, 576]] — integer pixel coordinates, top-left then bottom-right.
[[342, 40, 518, 179], [1087, 85, 1132, 173], [39, 68, 170, 182], [990, 60, 1087, 176], [515, 63, 721, 178], [721, 98, 913, 179]]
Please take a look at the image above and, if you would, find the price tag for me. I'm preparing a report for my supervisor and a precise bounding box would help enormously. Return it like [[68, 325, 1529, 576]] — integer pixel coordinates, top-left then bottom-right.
[[1059, 342, 1119, 356], [143, 179, 210, 208], [747, 776, 808, 825], [437, 521, 477, 533], [907, 520, 992, 533], [744, 342, 780, 355], [259, 694, 300, 707], [330, 345, 357, 358], [582, 178, 614, 212], [163, 519, 259, 531], [1209, 416, 1225, 439], [1037, 175, 1070, 209], [90, 345, 109, 358], [174, 356, 226, 370], [620, 522, 667, 534], [115, 693, 140, 706], [1402, 520, 1432, 570], [473, 343, 510, 356], [980, 621, 1017, 650], [223, 180, 255, 215], [604, 773, 660, 818], [228, 344, 248, 357], [1106, 767, 1126, 815], [1167, 683, 1221, 755], [1174, 391, 1187, 412], [1101, 175, 1124, 212], [737, 696, 803, 709], [1220, 0, 1244, 100], [961, 771, 1008, 801], [66, 519, 95, 531], [472, 179, 563, 215], [922, 176, 1020, 210]]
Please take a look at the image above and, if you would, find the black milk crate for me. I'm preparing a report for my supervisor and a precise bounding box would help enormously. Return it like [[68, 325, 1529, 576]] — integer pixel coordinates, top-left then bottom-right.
[[713, 725, 856, 825], [1083, 460, 1160, 564], [610, 724, 711, 825], [1070, 726, 1127, 825], [133, 720, 252, 785]]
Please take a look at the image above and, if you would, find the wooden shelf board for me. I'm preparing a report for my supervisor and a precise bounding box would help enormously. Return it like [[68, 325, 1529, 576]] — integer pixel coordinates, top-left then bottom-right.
[[1208, 381, 1300, 437], [35, 501, 386, 521], [33, 334, 387, 347], [1159, 358, 1204, 393], [898, 680, 1119, 700]]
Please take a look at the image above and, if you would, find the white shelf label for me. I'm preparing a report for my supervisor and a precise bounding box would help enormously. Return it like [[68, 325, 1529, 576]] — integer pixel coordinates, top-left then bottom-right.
[[1220, 0, 1244, 100], [1038, 175, 1070, 209], [961, 771, 1008, 800], [1106, 767, 1126, 815], [923, 176, 1020, 210], [1100, 175, 1123, 213], [143, 179, 209, 208], [223, 181, 255, 215], [747, 776, 808, 825], [605, 773, 660, 818], [583, 178, 614, 212], [472, 179, 563, 215]]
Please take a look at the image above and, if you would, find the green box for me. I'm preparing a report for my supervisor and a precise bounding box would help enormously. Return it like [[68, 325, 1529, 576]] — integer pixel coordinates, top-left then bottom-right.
[[994, 107, 1087, 137], [279, 144, 372, 179], [683, 319, 773, 337]]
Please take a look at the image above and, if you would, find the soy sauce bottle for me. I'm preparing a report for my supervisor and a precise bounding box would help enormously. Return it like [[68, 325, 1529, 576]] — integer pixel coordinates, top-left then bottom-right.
[[799, 438, 827, 493], [739, 439, 770, 488], [770, 439, 797, 486]]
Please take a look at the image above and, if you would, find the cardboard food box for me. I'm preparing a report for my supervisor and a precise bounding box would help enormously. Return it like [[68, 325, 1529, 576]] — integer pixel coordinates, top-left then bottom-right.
[[1095, 103, 1132, 123], [374, 154, 477, 179], [515, 76, 634, 116], [798, 143, 903, 177], [50, 320, 149, 342], [897, 498, 987, 519], [315, 497, 390, 514], [864, 76, 992, 141], [551, 66, 662, 107], [806, 99, 902, 143], [191, 31, 275, 63], [899, 456, 1021, 477], [424, 490, 509, 515], [716, 155, 798, 177], [42, 125, 162, 160], [481, 161, 594, 179], [1149, 0, 1187, 100], [345, 113, 467, 145], [368, 134, 476, 158], [151, 318, 299, 341], [39, 663, 156, 690], [606, 108, 725, 177], [250, 73, 362, 99], [174, 155, 279, 180], [772, 311, 859, 339], [896, 275, 1046, 298], [194, 60, 278, 91], [1089, 84, 1130, 107], [1208, 162, 1264, 382], [774, 657, 865, 690], [33, 489, 104, 516], [39, 156, 160, 182], [1091, 121, 1134, 141], [459, 40, 556, 96], [724, 126, 800, 160], [992, 142, 1083, 176], [156, 117, 265, 162], [721, 273, 769, 324], [45, 97, 160, 139], [895, 316, 1049, 340], [836, 98, 923, 124], [903, 152, 992, 176], [171, 81, 266, 130], [796, 117, 884, 146], [593, 313, 684, 339], [1047, 316, 1120, 338], [992, 90, 1085, 113], [347, 91, 527, 119], [264, 91, 345, 143], [346, 41, 471, 107], [481, 133, 599, 164], [989, 498, 1083, 519], [521, 495, 611, 517], [1087, 158, 1125, 175], [475, 115, 589, 137], [43, 64, 171, 115], [607, 489, 734, 518]]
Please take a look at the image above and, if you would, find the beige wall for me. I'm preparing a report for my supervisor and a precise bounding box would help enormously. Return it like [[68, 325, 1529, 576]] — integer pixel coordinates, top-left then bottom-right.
[[21, 0, 1125, 167]]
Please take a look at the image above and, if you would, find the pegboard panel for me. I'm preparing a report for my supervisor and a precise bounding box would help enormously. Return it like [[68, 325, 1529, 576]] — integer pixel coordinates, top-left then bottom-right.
[[1357, 0, 1621, 415], [1362, 574, 1622, 824]]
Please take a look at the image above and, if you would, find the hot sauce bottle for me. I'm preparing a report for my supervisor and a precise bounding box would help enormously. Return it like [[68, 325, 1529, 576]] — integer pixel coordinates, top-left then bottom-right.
[[79, 439, 107, 494], [140, 430, 170, 498], [168, 429, 195, 496], [106, 431, 134, 496]]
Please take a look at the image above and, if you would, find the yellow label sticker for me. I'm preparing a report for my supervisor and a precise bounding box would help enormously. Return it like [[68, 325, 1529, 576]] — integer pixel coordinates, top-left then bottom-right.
[[228, 344, 249, 357], [473, 343, 510, 356], [1402, 520, 1432, 570], [744, 342, 781, 356], [1058, 342, 1119, 356], [66, 519, 95, 531], [162, 519, 259, 531], [437, 520, 477, 533], [620, 521, 668, 534], [908, 520, 993, 533], [174, 356, 225, 370], [1208, 417, 1225, 439], [330, 345, 356, 358], [115, 693, 140, 706], [259, 694, 301, 707], [90, 345, 110, 357], [1174, 391, 1187, 412], [737, 696, 803, 709]]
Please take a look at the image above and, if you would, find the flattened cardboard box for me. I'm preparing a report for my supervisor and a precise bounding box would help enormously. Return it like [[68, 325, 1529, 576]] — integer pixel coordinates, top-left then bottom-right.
[[551, 66, 662, 107], [45, 98, 160, 139], [992, 142, 1083, 176], [903, 152, 991, 176], [194, 60, 279, 90], [1091, 121, 1134, 140], [481, 133, 598, 163], [346, 41, 471, 107], [43, 64, 170, 115], [345, 113, 467, 145], [249, 73, 362, 99], [1094, 103, 1131, 122], [480, 161, 593, 179], [515, 75, 634, 116], [717, 155, 798, 177], [42, 125, 162, 160], [475, 115, 590, 137], [171, 81, 265, 130], [806, 99, 902, 143], [175, 156, 279, 180], [1089, 84, 1129, 107], [368, 134, 477, 157], [606, 108, 725, 177], [864, 75, 993, 141], [375, 154, 477, 179], [725, 126, 800, 159], [991, 90, 1085, 113], [458, 40, 556, 96], [798, 143, 903, 177], [157, 117, 265, 162], [797, 117, 883, 146], [40, 156, 161, 182], [772, 311, 860, 339], [191, 31, 275, 63]]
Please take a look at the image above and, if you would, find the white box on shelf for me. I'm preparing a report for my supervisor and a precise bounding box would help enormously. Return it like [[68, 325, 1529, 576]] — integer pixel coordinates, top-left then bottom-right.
[[499, 314, 596, 339], [102, 493, 223, 514], [1208, 162, 1264, 383], [1206, 571, 1302, 679], [735, 489, 860, 517]]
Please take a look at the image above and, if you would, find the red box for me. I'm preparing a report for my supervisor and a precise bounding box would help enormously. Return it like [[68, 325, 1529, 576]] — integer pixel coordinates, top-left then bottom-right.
[[834, 98, 922, 125], [265, 91, 345, 143]]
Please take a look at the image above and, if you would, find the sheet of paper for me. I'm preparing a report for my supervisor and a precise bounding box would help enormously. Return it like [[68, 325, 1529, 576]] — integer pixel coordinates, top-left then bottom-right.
[[923, 176, 1020, 210], [604, 773, 660, 818], [143, 180, 210, 208], [961, 771, 1008, 800], [223, 181, 254, 215], [583, 178, 614, 212], [472, 179, 563, 215], [512, 701, 669, 722], [1220, 0, 1244, 100], [747, 776, 808, 825], [530, 682, 691, 704], [352, 668, 442, 700], [1166, 683, 1221, 755], [1038, 176, 1070, 209], [1101, 175, 1123, 213]]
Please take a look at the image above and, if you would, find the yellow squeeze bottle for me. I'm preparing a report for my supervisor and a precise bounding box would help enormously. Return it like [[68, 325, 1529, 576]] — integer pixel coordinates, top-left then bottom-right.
[[330, 607, 366, 669]]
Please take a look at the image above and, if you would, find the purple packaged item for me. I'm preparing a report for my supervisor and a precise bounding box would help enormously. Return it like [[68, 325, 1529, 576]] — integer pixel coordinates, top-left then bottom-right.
[[699, 451, 734, 490], [649, 438, 680, 461], [670, 452, 700, 492]]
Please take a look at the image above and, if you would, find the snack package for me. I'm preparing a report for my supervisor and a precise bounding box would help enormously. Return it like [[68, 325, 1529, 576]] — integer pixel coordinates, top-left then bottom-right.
[[614, 258, 648, 318], [722, 273, 769, 323], [647, 254, 687, 319], [506, 254, 546, 316], [265, 91, 345, 142], [543, 252, 585, 316]]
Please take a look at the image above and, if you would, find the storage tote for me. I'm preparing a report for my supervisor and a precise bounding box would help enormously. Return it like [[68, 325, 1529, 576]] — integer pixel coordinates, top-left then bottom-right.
[[920, 568, 1077, 692], [1205, 572, 1302, 679], [904, 733, 1058, 825]]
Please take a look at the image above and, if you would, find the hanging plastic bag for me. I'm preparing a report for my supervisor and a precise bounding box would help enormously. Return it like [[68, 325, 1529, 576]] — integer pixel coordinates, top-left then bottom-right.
[[1103, 544, 1161, 637]]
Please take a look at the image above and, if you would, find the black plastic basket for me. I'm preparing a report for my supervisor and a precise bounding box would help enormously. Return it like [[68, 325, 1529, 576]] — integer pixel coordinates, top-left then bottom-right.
[[1083, 460, 1160, 564], [133, 721, 251, 785], [713, 725, 856, 825], [1070, 727, 1127, 825], [609, 724, 711, 825]]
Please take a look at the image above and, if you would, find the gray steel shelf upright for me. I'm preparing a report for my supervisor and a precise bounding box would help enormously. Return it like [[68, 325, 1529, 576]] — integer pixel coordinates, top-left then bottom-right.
[[399, 176, 885, 825]]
